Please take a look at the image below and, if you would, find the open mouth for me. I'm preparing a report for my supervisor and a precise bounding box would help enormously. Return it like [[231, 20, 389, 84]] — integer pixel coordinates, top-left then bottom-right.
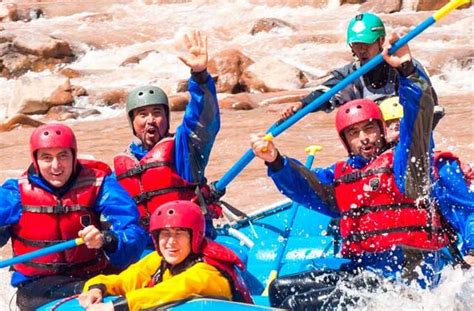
[[360, 144, 374, 154], [146, 127, 157, 135]]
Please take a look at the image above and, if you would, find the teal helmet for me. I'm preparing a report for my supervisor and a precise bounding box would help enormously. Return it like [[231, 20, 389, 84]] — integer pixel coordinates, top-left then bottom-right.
[[126, 85, 169, 134], [347, 13, 385, 45]]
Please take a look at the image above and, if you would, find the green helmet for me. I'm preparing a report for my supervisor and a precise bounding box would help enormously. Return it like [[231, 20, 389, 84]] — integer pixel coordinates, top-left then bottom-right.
[[126, 85, 169, 132], [347, 13, 385, 45]]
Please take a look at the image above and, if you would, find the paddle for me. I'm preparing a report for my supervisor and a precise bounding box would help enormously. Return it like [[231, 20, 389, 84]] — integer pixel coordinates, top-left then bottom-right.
[[213, 0, 469, 192], [261, 145, 322, 296], [0, 238, 84, 269]]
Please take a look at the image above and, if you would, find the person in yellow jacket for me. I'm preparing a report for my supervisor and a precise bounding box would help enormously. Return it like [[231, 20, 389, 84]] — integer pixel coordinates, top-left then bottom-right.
[[78, 200, 253, 311]]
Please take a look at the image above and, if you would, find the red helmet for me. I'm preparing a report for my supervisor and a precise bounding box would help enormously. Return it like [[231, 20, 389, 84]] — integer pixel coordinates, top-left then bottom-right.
[[335, 99, 386, 153], [30, 123, 77, 170], [149, 200, 205, 254]]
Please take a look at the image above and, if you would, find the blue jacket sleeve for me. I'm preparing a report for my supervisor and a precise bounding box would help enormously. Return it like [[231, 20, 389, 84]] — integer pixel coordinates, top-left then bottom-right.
[[174, 71, 220, 183], [94, 175, 147, 268], [0, 179, 22, 247], [0, 179, 22, 224], [433, 159, 474, 253], [268, 157, 340, 218], [393, 67, 435, 199]]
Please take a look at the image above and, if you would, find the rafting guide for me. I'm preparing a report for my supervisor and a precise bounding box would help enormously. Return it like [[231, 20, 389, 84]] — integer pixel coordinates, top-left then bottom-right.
[[279, 12, 444, 129]]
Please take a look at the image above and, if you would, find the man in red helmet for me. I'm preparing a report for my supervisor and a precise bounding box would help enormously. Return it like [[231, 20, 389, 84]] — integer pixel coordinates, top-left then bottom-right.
[[79, 200, 253, 310], [0, 123, 146, 310], [251, 33, 465, 309]]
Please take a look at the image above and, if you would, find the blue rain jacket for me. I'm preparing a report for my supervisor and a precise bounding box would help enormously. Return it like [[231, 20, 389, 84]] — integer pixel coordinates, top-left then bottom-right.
[[433, 158, 474, 255]]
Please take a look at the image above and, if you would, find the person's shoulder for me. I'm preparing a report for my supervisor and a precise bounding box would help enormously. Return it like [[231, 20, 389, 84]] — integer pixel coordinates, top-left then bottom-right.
[[331, 62, 356, 76], [138, 251, 163, 268], [142, 251, 161, 261], [2, 177, 20, 188], [411, 58, 430, 75], [79, 159, 113, 175], [191, 261, 222, 273], [411, 58, 424, 67]]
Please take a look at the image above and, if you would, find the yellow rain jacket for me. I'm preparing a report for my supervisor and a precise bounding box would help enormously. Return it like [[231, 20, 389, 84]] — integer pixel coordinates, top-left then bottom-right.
[[83, 251, 232, 311]]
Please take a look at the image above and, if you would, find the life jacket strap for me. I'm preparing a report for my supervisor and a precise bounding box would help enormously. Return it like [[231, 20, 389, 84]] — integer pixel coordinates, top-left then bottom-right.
[[116, 161, 173, 180], [335, 167, 391, 184]]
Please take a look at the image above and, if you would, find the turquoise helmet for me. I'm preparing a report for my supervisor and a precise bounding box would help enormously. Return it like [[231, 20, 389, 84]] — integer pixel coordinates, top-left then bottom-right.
[[126, 86, 169, 134], [347, 13, 386, 45]]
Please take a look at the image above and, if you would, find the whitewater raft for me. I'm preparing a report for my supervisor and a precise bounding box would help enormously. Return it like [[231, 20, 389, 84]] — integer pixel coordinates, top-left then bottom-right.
[[39, 199, 347, 310]]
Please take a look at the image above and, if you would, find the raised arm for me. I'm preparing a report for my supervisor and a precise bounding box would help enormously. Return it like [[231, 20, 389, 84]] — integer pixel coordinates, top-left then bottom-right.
[[383, 32, 435, 199], [174, 31, 220, 183]]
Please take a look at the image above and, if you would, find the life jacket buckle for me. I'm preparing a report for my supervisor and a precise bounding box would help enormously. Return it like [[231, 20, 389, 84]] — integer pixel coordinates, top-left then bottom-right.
[[53, 201, 65, 214], [343, 171, 362, 183], [135, 192, 151, 204], [129, 164, 145, 176]]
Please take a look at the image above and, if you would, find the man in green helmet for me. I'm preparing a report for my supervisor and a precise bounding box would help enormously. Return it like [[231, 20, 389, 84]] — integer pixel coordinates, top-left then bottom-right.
[[280, 13, 443, 127], [113, 30, 221, 238]]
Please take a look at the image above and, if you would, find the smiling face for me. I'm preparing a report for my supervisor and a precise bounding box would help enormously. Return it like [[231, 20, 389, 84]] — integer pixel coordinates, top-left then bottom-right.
[[131, 104, 168, 150], [36, 147, 74, 188], [343, 119, 384, 159], [350, 37, 383, 64], [158, 227, 192, 266]]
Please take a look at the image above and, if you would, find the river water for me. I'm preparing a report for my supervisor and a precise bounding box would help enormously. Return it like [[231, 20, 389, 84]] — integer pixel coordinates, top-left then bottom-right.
[[0, 1, 473, 309]]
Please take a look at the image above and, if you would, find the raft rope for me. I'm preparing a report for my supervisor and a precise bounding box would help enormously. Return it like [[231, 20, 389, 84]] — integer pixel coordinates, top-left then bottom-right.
[[8, 291, 17, 311], [49, 294, 79, 311]]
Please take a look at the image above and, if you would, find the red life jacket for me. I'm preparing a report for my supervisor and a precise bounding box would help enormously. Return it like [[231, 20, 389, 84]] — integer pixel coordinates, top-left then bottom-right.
[[114, 138, 221, 229], [12, 159, 111, 277], [201, 239, 254, 304], [334, 150, 450, 257]]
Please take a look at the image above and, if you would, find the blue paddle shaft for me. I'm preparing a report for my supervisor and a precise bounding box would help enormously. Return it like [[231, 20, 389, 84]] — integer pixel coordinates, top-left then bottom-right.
[[0, 239, 80, 268], [305, 155, 315, 168], [215, 17, 435, 192]]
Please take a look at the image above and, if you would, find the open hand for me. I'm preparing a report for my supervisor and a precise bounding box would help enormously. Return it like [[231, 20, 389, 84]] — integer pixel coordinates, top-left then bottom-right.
[[178, 30, 208, 73]]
